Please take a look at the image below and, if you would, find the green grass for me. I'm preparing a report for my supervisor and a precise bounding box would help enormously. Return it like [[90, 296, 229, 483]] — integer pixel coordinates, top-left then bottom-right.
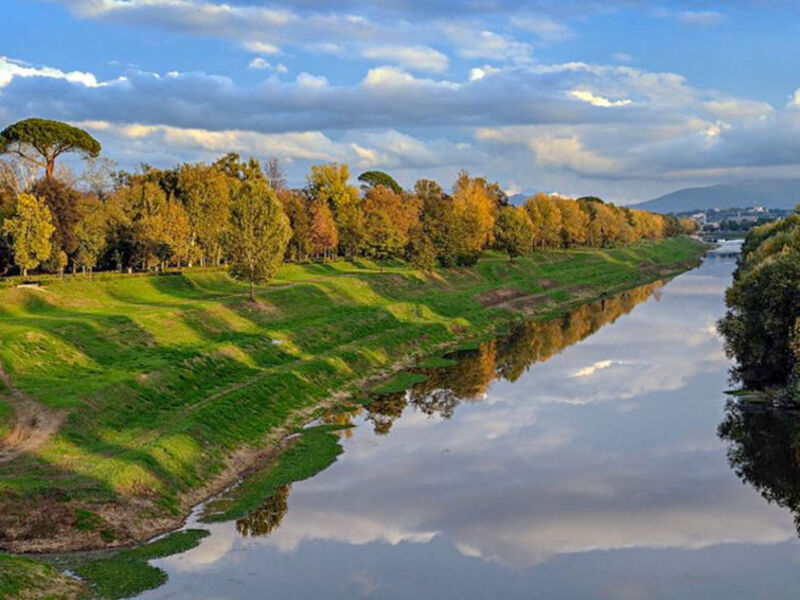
[[417, 356, 458, 368], [201, 425, 346, 522], [64, 529, 209, 599], [371, 372, 428, 395], [0, 395, 13, 440], [0, 552, 81, 599], [0, 237, 706, 558]]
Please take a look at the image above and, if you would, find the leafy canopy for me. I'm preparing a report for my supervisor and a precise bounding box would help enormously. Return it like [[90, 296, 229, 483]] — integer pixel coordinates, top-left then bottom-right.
[[2, 193, 55, 276], [358, 170, 403, 195], [0, 118, 101, 178], [227, 178, 291, 299]]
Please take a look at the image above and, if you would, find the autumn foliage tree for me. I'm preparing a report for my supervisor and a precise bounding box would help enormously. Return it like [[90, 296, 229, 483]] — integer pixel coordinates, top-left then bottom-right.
[[2, 193, 54, 276], [176, 163, 232, 266], [308, 198, 338, 261], [0, 122, 689, 281], [524, 194, 562, 248], [280, 190, 313, 261], [308, 163, 362, 257], [361, 184, 420, 254], [31, 177, 82, 260], [452, 170, 496, 251]]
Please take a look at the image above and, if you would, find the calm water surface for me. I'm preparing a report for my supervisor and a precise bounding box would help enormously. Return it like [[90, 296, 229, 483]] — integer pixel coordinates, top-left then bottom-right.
[[140, 256, 800, 599]]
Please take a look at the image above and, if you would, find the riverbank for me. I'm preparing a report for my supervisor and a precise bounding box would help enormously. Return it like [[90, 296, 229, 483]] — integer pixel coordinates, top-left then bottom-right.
[[0, 238, 706, 563]]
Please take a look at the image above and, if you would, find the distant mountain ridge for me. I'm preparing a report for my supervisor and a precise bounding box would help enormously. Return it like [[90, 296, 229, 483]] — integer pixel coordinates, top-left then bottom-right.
[[634, 179, 800, 214]]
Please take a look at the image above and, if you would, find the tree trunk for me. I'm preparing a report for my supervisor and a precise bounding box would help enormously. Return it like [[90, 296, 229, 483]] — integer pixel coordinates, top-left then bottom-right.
[[249, 279, 255, 302], [45, 157, 55, 180], [22, 267, 27, 278]]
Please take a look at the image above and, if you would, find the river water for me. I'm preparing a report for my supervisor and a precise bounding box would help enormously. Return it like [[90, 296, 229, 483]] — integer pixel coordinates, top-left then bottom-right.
[[139, 255, 800, 599]]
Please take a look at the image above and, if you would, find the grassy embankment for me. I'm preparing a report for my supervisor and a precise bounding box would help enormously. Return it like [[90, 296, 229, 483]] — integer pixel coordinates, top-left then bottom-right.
[[0, 551, 83, 599], [1, 528, 209, 600], [0, 237, 706, 566]]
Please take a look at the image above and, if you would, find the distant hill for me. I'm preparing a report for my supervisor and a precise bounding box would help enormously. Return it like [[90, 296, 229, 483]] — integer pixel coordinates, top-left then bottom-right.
[[634, 179, 800, 214]]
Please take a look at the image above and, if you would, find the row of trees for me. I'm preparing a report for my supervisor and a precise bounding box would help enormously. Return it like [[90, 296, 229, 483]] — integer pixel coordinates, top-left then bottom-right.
[[0, 119, 696, 297], [718, 208, 800, 392]]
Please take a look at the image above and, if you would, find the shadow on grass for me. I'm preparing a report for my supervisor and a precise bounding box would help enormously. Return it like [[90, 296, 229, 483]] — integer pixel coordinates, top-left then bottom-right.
[[0, 242, 693, 558]]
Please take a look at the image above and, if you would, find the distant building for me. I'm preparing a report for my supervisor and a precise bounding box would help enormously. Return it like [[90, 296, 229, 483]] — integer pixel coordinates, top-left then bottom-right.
[[690, 212, 706, 225], [728, 215, 758, 224]]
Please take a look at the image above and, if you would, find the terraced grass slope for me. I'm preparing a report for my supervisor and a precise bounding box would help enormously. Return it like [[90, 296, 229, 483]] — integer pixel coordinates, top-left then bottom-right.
[[0, 238, 705, 554]]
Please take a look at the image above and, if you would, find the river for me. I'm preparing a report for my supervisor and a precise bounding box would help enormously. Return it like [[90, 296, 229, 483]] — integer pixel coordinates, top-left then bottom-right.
[[137, 254, 800, 599]]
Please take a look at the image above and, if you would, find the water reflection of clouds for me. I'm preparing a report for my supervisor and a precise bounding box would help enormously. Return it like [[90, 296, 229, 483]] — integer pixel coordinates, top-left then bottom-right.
[[161, 522, 238, 571], [264, 509, 438, 553], [141, 259, 800, 599], [256, 428, 795, 568], [523, 308, 727, 406], [572, 359, 634, 378], [661, 274, 730, 297], [244, 263, 795, 568]]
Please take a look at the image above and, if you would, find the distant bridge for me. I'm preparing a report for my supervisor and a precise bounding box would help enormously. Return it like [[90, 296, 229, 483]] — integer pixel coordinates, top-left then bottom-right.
[[707, 239, 743, 257]]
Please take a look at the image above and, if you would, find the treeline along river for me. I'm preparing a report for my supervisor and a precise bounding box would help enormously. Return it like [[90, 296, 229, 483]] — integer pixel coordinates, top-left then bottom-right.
[[137, 253, 800, 599]]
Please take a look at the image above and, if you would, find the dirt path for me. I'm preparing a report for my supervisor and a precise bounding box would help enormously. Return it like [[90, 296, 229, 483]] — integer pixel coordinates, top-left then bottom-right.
[[0, 365, 66, 464]]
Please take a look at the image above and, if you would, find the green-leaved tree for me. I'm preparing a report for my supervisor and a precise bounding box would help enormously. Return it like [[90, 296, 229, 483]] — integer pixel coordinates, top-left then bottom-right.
[[0, 119, 101, 179], [74, 196, 108, 278], [357, 170, 403, 195], [227, 180, 291, 301], [495, 206, 534, 262]]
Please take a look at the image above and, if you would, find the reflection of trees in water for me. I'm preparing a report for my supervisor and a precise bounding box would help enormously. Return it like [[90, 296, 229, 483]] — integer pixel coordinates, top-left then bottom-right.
[[236, 411, 358, 539], [366, 393, 406, 435], [719, 398, 800, 534], [237, 280, 664, 537], [236, 485, 290, 537], [320, 408, 360, 438], [366, 280, 664, 434]]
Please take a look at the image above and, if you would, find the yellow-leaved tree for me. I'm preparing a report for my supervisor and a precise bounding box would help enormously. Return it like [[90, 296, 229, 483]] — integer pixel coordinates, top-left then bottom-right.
[[2, 193, 54, 277], [452, 171, 496, 252], [308, 163, 362, 257]]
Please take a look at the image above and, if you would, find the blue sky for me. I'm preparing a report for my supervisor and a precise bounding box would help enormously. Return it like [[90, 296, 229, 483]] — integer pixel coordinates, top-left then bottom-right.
[[3, 1, 800, 202]]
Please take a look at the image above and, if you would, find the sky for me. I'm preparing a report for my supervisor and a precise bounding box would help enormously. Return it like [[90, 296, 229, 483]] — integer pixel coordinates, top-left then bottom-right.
[[3, 1, 800, 203]]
